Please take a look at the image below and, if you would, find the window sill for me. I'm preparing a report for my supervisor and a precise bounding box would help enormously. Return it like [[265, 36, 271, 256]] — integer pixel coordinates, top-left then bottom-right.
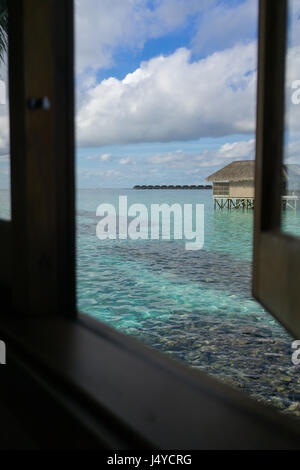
[[0, 312, 300, 449]]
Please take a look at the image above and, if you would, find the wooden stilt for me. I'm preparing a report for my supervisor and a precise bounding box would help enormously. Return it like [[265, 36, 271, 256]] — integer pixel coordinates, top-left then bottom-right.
[[213, 196, 257, 210]]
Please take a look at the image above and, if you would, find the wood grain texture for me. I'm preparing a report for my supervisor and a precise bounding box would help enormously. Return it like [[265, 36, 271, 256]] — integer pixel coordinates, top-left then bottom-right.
[[8, 0, 75, 316]]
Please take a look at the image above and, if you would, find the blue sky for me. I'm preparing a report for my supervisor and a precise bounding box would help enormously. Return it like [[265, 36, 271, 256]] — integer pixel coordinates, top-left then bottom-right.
[[75, 0, 259, 188], [1, 0, 300, 190], [0, 0, 260, 190]]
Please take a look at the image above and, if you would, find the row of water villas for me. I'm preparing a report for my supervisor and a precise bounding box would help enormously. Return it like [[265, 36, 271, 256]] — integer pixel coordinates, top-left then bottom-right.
[[133, 184, 212, 190], [206, 161, 300, 210]]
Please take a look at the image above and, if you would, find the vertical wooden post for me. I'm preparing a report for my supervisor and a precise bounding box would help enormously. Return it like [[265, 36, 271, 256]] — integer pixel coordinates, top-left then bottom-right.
[[253, 0, 287, 297], [9, 0, 76, 317]]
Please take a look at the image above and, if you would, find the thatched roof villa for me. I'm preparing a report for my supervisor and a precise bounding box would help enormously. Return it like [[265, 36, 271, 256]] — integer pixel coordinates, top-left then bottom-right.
[[206, 160, 255, 199], [206, 160, 300, 209]]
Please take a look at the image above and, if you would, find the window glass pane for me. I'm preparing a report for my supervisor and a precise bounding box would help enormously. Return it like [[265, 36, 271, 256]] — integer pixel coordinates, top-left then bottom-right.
[[76, 1, 299, 417], [0, 0, 10, 220], [281, 0, 300, 236]]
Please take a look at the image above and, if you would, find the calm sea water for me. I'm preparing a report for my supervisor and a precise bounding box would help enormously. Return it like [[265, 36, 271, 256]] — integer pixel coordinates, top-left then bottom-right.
[[77, 188, 298, 328], [77, 189, 262, 325], [1, 188, 299, 413], [77, 188, 300, 414]]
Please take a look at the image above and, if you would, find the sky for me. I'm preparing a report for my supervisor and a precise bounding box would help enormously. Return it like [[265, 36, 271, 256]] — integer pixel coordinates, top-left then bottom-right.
[[1, 0, 300, 189], [75, 0, 259, 188]]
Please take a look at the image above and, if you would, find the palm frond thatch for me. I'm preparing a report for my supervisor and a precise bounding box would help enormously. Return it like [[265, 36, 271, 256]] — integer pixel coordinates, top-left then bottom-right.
[[0, 0, 8, 64], [206, 161, 255, 183]]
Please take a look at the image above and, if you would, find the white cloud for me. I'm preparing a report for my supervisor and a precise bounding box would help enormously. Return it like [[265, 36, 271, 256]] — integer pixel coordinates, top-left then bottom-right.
[[86, 153, 113, 161], [192, 0, 258, 55], [77, 43, 257, 147], [288, 0, 300, 48], [78, 137, 300, 187], [101, 153, 112, 161], [85, 153, 137, 165], [75, 0, 215, 75], [147, 139, 255, 170], [77, 137, 257, 187], [149, 150, 187, 165], [119, 157, 136, 165], [79, 168, 122, 178], [216, 139, 255, 160]]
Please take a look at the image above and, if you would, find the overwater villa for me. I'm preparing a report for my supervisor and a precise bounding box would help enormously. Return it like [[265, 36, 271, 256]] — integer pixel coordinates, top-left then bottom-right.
[[206, 160, 255, 209], [206, 160, 300, 209]]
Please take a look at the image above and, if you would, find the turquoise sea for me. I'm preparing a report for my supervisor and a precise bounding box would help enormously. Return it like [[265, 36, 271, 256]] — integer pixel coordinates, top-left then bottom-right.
[[1, 188, 300, 414], [76, 188, 299, 329], [77, 188, 300, 415], [77, 189, 262, 326]]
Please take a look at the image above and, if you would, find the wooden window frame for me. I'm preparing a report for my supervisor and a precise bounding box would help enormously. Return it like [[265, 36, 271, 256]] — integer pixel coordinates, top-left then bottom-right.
[[253, 0, 300, 339], [0, 0, 300, 449], [8, 0, 76, 316], [0, 220, 11, 287]]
